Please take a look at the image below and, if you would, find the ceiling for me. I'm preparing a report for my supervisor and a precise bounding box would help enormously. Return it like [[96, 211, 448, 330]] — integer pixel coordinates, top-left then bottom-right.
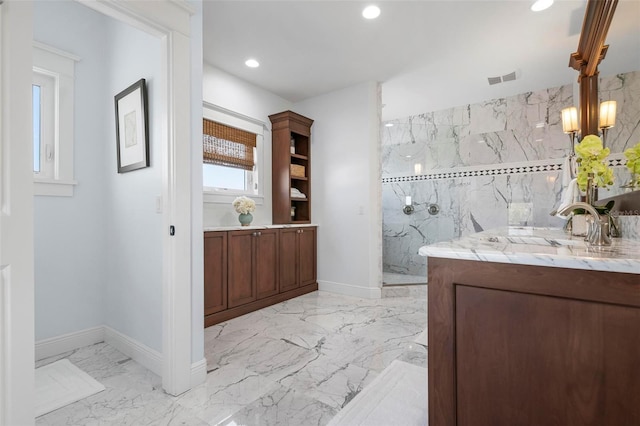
[[203, 1, 640, 121]]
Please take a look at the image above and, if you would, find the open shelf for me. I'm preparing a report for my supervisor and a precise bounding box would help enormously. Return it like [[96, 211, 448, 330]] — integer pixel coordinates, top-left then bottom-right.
[[269, 110, 314, 224]]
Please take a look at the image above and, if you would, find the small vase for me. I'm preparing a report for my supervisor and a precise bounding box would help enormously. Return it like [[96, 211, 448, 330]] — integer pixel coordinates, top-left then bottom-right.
[[238, 213, 253, 226]]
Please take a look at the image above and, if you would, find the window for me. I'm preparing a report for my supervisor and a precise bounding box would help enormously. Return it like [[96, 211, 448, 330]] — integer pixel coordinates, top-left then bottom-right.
[[203, 119, 257, 192], [32, 72, 55, 179], [202, 102, 265, 204], [32, 84, 42, 173], [32, 42, 79, 197]]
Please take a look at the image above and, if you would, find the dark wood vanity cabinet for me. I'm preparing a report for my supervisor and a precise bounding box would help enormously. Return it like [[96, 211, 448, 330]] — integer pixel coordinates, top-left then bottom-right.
[[228, 229, 279, 308], [204, 226, 317, 327], [279, 227, 317, 292], [429, 257, 640, 426], [203, 231, 227, 316]]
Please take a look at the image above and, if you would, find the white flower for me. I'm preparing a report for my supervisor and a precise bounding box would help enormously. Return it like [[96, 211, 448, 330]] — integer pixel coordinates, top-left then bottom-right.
[[232, 196, 256, 214]]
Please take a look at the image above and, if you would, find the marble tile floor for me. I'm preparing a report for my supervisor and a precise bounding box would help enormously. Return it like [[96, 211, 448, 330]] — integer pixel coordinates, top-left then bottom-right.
[[382, 272, 427, 286], [36, 287, 427, 425]]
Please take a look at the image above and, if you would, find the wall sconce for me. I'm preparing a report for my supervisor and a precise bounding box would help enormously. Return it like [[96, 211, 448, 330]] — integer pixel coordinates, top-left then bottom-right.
[[561, 101, 617, 149], [403, 195, 414, 215], [599, 100, 616, 147], [561, 106, 579, 154]]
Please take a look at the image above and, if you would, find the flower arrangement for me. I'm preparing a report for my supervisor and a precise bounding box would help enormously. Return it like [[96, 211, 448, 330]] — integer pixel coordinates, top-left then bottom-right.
[[232, 196, 256, 215], [623, 142, 640, 188], [574, 134, 614, 191]]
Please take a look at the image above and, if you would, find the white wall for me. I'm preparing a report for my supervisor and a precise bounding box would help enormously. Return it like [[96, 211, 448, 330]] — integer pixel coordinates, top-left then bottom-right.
[[104, 18, 163, 353], [33, 1, 109, 341], [294, 82, 383, 298], [202, 64, 291, 227]]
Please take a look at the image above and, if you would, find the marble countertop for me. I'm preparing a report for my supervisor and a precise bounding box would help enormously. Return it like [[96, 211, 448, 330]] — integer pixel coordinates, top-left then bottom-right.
[[204, 223, 318, 232], [419, 227, 640, 275]]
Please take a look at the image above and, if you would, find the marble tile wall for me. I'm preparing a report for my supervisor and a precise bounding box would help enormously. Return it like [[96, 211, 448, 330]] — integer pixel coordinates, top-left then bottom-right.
[[382, 70, 640, 277]]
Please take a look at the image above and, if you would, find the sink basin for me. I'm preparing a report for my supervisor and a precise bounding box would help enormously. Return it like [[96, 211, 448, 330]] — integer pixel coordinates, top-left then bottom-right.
[[478, 235, 587, 248], [471, 227, 589, 248]]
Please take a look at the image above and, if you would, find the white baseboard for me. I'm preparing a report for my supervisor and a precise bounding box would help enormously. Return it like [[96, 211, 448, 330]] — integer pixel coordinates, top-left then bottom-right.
[[190, 358, 207, 388], [35, 326, 105, 361], [318, 280, 382, 299], [104, 326, 162, 377], [35, 326, 207, 391]]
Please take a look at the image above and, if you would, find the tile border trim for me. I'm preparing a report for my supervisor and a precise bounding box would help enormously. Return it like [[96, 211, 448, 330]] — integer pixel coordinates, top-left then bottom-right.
[[382, 154, 628, 184]]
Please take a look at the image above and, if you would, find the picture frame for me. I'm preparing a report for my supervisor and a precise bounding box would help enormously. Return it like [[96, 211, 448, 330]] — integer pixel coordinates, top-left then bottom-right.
[[114, 78, 149, 173]]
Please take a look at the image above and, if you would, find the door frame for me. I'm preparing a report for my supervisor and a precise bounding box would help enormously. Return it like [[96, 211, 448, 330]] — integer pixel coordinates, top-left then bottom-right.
[[1, 2, 36, 424]]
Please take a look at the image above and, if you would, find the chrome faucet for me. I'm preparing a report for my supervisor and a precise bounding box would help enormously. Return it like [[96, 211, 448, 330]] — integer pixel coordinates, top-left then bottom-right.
[[558, 202, 611, 246]]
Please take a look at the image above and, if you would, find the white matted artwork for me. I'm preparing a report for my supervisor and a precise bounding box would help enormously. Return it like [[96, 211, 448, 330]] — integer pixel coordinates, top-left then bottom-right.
[[114, 78, 149, 173]]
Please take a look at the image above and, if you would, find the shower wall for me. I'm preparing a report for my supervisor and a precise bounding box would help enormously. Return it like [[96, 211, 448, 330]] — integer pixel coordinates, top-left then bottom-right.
[[382, 70, 640, 278]]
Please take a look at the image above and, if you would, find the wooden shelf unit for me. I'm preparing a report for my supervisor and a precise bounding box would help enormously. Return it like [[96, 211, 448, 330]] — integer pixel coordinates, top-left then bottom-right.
[[269, 110, 314, 224]]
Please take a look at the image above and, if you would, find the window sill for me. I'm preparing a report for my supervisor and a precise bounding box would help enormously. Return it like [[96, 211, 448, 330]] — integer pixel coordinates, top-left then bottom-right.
[[34, 178, 77, 197], [203, 190, 264, 205]]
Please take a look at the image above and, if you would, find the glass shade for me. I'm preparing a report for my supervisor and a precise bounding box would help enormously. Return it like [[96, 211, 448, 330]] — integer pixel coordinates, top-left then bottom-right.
[[561, 107, 579, 133], [599, 101, 616, 129]]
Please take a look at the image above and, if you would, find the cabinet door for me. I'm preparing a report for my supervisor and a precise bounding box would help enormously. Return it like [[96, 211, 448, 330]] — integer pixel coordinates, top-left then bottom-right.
[[256, 229, 279, 299], [299, 227, 316, 287], [228, 231, 256, 308], [279, 228, 299, 292], [204, 232, 227, 316], [456, 285, 640, 426]]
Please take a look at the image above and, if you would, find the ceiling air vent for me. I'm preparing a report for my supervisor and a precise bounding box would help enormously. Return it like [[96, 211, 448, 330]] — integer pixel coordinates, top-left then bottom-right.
[[502, 72, 516, 82], [488, 71, 517, 86]]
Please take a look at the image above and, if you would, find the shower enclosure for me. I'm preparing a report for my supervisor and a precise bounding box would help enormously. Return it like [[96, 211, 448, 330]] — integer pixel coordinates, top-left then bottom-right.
[[381, 70, 640, 287]]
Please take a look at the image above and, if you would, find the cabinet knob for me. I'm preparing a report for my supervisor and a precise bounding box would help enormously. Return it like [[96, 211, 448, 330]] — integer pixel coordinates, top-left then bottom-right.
[[252, 232, 257, 236], [258, 231, 262, 236]]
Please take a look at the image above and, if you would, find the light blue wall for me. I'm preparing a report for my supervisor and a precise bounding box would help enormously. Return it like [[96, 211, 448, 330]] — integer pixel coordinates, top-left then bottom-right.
[[34, 1, 109, 341], [103, 17, 163, 353], [34, 1, 164, 354]]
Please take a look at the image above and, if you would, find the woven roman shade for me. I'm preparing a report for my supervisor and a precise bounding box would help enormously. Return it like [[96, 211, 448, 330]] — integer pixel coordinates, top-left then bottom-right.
[[203, 119, 256, 171]]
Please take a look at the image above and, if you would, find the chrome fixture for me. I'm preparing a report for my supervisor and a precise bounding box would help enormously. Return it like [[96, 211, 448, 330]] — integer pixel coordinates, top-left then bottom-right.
[[557, 202, 611, 246], [403, 195, 414, 215], [428, 203, 440, 215]]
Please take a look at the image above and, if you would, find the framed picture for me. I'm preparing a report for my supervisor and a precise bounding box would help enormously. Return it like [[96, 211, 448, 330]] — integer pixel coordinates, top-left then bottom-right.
[[114, 79, 149, 173]]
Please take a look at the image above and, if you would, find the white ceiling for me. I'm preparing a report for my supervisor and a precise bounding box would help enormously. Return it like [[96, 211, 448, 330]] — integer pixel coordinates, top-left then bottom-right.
[[203, 1, 640, 121]]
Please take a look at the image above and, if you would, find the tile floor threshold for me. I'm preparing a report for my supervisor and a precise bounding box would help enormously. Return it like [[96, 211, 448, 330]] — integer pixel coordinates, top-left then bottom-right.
[[36, 288, 427, 425]]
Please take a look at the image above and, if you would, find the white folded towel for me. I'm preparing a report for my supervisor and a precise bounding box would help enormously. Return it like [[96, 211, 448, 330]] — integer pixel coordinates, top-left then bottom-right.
[[291, 188, 306, 198], [555, 178, 579, 218]]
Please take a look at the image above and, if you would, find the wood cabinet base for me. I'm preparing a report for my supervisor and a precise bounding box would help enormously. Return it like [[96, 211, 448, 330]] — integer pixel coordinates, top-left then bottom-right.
[[428, 257, 640, 426], [204, 282, 318, 328]]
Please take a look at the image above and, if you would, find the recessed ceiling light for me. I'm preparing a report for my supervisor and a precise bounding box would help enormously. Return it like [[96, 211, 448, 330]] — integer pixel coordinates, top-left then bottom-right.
[[245, 59, 260, 68], [531, 0, 553, 12], [362, 5, 381, 19], [385, 123, 394, 127]]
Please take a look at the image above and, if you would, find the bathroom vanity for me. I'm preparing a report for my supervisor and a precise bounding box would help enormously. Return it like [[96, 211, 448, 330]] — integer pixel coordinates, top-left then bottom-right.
[[204, 224, 317, 327], [420, 227, 640, 426]]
